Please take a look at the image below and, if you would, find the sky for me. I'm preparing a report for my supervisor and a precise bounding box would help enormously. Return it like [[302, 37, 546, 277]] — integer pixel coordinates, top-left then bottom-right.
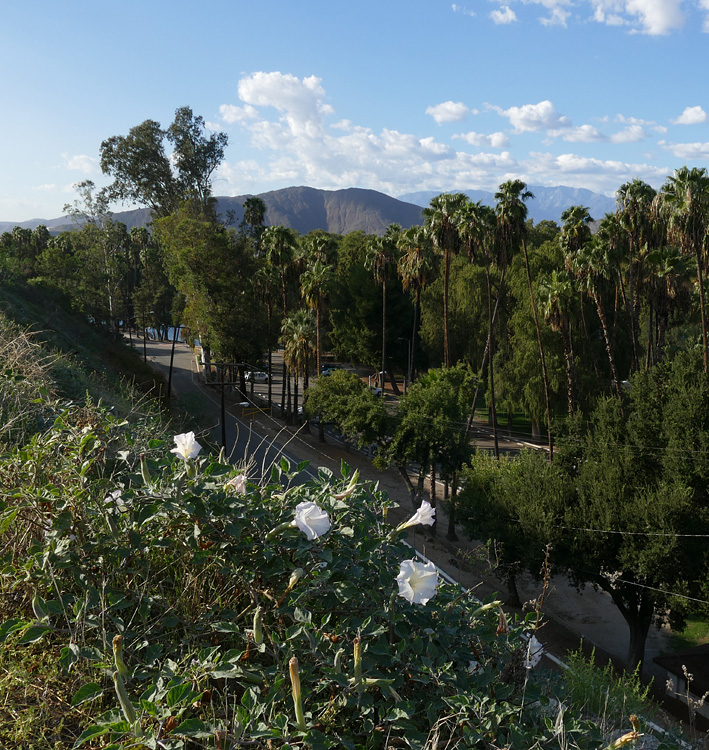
[[1, 0, 708, 223]]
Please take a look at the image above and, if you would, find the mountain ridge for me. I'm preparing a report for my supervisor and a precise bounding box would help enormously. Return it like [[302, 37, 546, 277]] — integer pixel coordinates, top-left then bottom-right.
[[0, 184, 616, 236]]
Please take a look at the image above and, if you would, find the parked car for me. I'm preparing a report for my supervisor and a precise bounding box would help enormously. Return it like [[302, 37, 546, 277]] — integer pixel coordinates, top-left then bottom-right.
[[245, 371, 269, 383], [320, 365, 344, 376]]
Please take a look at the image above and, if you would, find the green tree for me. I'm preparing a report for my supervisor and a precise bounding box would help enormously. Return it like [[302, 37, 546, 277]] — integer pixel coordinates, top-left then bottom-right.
[[281, 309, 316, 422], [365, 224, 401, 391], [423, 193, 468, 367], [616, 179, 656, 372], [538, 270, 578, 416], [397, 225, 438, 384], [657, 166, 709, 372], [301, 258, 334, 377], [100, 107, 227, 218], [496, 180, 553, 456]]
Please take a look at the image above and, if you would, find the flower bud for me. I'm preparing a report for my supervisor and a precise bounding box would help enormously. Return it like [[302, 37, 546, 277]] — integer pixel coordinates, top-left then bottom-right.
[[139, 453, 152, 488], [289, 656, 306, 731], [113, 670, 136, 725], [113, 634, 129, 678], [253, 606, 263, 645], [353, 636, 363, 696]]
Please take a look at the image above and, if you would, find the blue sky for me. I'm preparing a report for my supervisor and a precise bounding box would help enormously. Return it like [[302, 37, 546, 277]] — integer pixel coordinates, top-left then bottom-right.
[[2, 0, 708, 222]]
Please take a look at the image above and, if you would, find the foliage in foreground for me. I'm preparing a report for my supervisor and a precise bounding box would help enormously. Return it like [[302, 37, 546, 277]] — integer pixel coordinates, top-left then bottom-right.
[[0, 399, 686, 749]]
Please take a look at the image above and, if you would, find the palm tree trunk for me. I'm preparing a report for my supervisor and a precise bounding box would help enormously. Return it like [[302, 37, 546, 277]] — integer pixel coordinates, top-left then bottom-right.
[[381, 279, 387, 389], [486, 266, 499, 458], [522, 240, 553, 459], [443, 249, 451, 367], [594, 292, 623, 401], [695, 248, 709, 373]]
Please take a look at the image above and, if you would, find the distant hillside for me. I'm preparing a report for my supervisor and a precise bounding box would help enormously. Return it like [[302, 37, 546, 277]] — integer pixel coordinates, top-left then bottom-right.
[[1, 188, 424, 237], [1, 183, 617, 236], [399, 185, 616, 224]]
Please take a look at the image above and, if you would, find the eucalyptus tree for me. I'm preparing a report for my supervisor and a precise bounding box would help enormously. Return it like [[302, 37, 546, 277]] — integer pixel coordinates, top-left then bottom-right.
[[495, 180, 553, 457], [538, 270, 578, 416], [616, 179, 656, 372], [397, 225, 438, 384], [657, 166, 709, 372], [423, 193, 468, 367], [100, 107, 227, 218], [263, 224, 299, 413], [365, 224, 401, 390]]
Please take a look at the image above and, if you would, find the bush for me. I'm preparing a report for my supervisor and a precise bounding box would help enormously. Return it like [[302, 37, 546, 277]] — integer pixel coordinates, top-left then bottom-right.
[[0, 404, 624, 749]]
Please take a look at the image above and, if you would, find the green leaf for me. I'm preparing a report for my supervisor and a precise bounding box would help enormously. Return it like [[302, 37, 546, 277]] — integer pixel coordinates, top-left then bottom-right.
[[32, 593, 49, 621], [166, 682, 200, 709], [17, 624, 52, 644], [60, 643, 80, 672], [173, 717, 213, 738], [72, 724, 110, 747], [72, 682, 104, 706], [0, 508, 19, 534], [0, 619, 26, 643]]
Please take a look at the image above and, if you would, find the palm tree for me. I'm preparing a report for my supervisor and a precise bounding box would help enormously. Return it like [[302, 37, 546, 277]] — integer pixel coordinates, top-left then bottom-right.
[[616, 179, 656, 372], [657, 166, 709, 372], [242, 196, 267, 253], [538, 270, 578, 417], [572, 237, 623, 400], [263, 225, 298, 417], [281, 310, 316, 423], [397, 225, 438, 385], [423, 193, 468, 367], [365, 224, 401, 390], [301, 259, 334, 378], [456, 200, 501, 455], [495, 180, 553, 457]]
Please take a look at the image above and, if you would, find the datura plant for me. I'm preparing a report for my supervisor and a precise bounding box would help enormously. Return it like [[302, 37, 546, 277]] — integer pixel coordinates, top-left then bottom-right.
[[0, 409, 682, 749]]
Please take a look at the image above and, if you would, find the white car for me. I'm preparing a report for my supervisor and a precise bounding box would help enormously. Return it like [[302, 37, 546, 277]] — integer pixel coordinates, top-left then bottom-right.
[[246, 371, 269, 383]]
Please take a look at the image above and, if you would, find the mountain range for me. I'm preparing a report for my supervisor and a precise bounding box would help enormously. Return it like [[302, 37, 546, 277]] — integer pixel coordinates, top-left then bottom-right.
[[1, 184, 617, 237]]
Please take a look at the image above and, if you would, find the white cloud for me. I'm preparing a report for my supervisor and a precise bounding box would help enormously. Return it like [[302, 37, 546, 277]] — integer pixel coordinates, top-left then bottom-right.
[[610, 124, 647, 142], [216, 72, 676, 202], [490, 5, 517, 23], [426, 101, 470, 124], [548, 124, 606, 142], [591, 0, 684, 34], [452, 3, 476, 16], [671, 106, 708, 125], [489, 100, 570, 132], [454, 131, 511, 148], [219, 103, 259, 124], [658, 140, 709, 159], [540, 7, 571, 25], [63, 154, 97, 174]]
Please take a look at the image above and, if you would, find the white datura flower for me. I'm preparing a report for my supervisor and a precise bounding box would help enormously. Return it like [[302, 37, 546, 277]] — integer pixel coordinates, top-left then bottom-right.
[[396, 500, 436, 532], [524, 634, 544, 669], [226, 474, 247, 494], [292, 501, 330, 541], [396, 559, 438, 605], [170, 431, 202, 461]]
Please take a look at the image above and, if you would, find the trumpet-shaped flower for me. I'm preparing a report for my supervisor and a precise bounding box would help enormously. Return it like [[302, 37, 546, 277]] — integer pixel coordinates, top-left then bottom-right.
[[396, 500, 436, 532], [396, 559, 438, 605], [292, 501, 330, 540], [226, 474, 247, 494], [170, 431, 202, 461], [524, 634, 544, 669]]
